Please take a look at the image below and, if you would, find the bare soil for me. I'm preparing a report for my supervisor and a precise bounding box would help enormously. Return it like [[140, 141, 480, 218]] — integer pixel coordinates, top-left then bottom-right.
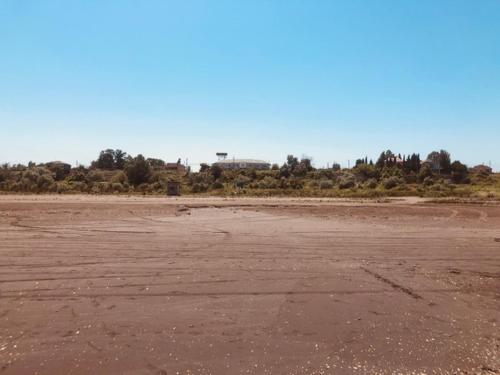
[[0, 195, 499, 374]]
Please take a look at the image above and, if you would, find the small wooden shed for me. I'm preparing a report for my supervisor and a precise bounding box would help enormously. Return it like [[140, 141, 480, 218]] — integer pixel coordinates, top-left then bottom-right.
[[167, 181, 181, 196]]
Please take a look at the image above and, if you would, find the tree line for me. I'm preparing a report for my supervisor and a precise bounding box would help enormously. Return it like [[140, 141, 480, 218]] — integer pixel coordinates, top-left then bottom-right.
[[0, 148, 495, 197]]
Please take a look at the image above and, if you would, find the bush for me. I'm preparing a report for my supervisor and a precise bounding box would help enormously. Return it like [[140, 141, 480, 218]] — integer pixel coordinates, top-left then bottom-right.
[[111, 182, 125, 192], [56, 181, 72, 193], [211, 181, 224, 190], [70, 181, 88, 192], [319, 179, 333, 190], [451, 161, 468, 184], [404, 171, 417, 184], [339, 174, 355, 189], [355, 164, 378, 182], [383, 176, 403, 189], [235, 175, 251, 188], [90, 182, 110, 194], [418, 165, 433, 182], [365, 178, 378, 189], [423, 176, 434, 186], [126, 155, 151, 186], [36, 174, 55, 191], [110, 171, 127, 184], [45, 162, 71, 181], [258, 176, 278, 189], [87, 170, 105, 183], [192, 183, 208, 193]]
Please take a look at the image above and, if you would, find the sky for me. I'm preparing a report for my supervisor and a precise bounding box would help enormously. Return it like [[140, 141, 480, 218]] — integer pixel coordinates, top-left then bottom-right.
[[1, 0, 499, 170]]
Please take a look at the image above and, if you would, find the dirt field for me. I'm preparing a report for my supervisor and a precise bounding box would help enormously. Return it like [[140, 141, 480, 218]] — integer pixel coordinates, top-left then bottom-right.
[[0, 195, 499, 375]]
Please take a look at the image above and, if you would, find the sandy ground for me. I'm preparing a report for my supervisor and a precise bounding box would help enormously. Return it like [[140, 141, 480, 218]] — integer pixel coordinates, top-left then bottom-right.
[[0, 195, 499, 375]]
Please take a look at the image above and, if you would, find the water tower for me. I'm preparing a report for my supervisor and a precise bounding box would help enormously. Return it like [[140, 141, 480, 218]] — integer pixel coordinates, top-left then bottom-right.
[[216, 152, 228, 161]]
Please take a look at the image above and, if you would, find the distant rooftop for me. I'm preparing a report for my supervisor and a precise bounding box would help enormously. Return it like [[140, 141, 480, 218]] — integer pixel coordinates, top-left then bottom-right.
[[214, 159, 269, 164]]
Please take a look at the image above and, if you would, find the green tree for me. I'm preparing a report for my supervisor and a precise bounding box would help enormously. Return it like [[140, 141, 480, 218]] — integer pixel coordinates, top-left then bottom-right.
[[114, 150, 127, 169], [147, 158, 166, 169], [126, 154, 151, 186], [286, 155, 299, 170], [450, 161, 468, 183], [427, 150, 451, 174], [211, 165, 223, 180], [376, 152, 386, 169], [199, 163, 210, 173], [439, 150, 452, 174], [95, 149, 115, 170]]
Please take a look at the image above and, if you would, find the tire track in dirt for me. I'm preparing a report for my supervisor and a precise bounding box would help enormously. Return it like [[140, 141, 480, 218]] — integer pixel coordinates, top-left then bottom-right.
[[361, 267, 423, 300], [0, 287, 464, 300]]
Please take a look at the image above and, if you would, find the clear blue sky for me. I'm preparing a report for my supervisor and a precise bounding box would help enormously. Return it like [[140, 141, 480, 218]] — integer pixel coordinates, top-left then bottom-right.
[[1, 0, 499, 170]]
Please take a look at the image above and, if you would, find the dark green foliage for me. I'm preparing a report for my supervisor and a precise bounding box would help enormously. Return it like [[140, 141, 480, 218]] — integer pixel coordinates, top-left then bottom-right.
[[319, 180, 333, 189], [450, 161, 468, 183], [93, 149, 129, 170], [125, 154, 151, 186], [339, 174, 355, 189], [427, 150, 451, 174], [199, 163, 210, 173], [0, 148, 492, 198], [404, 154, 421, 173], [418, 164, 433, 182], [147, 158, 166, 169], [365, 178, 378, 189], [376, 152, 386, 169], [383, 176, 403, 189], [95, 149, 116, 170], [114, 150, 127, 169], [280, 155, 314, 178], [45, 162, 71, 181], [211, 181, 224, 189], [354, 163, 379, 182], [192, 182, 208, 193], [210, 165, 223, 180], [235, 175, 251, 188]]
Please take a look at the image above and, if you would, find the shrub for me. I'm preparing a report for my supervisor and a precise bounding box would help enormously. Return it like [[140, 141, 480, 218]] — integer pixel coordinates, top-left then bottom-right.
[[258, 176, 278, 189], [423, 176, 434, 186], [210, 165, 223, 180], [136, 183, 151, 193], [70, 181, 88, 192], [319, 179, 333, 190], [192, 183, 208, 193], [235, 175, 251, 188], [90, 182, 109, 194], [211, 181, 224, 190], [383, 176, 403, 189], [110, 171, 127, 184], [45, 162, 71, 181], [365, 178, 378, 189], [126, 155, 151, 186], [355, 164, 378, 182], [87, 170, 105, 183], [111, 182, 125, 192], [36, 174, 55, 191], [289, 178, 304, 189], [339, 174, 355, 189], [418, 165, 433, 182], [56, 181, 72, 193], [450, 161, 468, 184]]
